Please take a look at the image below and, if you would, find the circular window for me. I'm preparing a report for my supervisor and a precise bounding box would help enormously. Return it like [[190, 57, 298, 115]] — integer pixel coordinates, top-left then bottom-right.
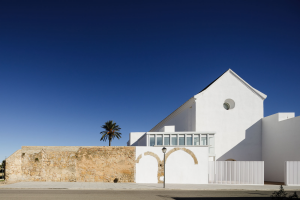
[[223, 103, 230, 110], [223, 99, 235, 110]]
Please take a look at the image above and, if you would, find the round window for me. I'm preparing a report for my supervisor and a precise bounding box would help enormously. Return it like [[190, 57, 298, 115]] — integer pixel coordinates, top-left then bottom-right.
[[223, 99, 235, 110], [223, 103, 230, 110]]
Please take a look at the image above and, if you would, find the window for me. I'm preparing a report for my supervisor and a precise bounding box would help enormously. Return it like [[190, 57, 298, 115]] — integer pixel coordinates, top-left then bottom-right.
[[179, 135, 185, 145], [150, 135, 155, 146], [194, 134, 200, 145], [164, 135, 170, 145], [201, 134, 207, 145], [171, 135, 177, 145], [187, 134, 192, 145], [223, 99, 235, 110], [223, 103, 230, 110], [157, 135, 163, 145]]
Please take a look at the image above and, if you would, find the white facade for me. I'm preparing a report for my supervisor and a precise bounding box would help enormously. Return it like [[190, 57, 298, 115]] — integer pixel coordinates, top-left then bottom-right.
[[135, 147, 208, 184], [194, 70, 264, 161], [129, 69, 300, 183], [262, 113, 300, 182]]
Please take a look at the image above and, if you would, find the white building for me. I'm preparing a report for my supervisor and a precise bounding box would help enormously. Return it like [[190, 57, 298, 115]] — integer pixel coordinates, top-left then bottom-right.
[[129, 69, 300, 183]]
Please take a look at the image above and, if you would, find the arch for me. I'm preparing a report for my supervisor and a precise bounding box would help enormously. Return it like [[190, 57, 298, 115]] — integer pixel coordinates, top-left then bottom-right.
[[165, 148, 198, 164], [143, 151, 164, 183], [136, 154, 143, 163], [144, 151, 162, 164]]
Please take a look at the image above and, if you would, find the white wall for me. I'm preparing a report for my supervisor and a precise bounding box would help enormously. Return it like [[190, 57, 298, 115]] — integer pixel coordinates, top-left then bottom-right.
[[137, 134, 147, 146], [262, 113, 300, 182], [135, 147, 208, 184], [150, 99, 196, 132], [159, 126, 175, 132], [129, 132, 146, 146], [195, 71, 265, 161]]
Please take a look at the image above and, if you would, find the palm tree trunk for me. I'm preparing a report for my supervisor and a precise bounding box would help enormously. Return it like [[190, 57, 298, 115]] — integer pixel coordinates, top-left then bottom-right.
[[109, 139, 111, 146]]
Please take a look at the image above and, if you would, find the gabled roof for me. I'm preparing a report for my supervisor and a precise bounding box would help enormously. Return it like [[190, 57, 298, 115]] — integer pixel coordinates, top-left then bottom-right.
[[149, 69, 267, 132], [198, 70, 227, 94], [197, 69, 267, 100]]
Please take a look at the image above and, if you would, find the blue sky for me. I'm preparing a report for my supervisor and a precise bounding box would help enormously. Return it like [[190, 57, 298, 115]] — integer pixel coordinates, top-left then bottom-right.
[[1, 0, 300, 162]]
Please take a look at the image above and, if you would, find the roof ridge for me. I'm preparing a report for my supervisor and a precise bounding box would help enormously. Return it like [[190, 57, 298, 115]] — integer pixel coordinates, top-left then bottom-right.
[[198, 69, 230, 94]]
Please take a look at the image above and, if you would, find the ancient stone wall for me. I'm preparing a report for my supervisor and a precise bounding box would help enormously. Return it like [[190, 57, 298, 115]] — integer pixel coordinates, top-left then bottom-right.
[[5, 146, 136, 183], [76, 147, 135, 182], [5, 149, 22, 183]]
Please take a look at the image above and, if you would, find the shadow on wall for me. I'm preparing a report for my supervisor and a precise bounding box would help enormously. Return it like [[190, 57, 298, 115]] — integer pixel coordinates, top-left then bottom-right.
[[218, 119, 262, 161]]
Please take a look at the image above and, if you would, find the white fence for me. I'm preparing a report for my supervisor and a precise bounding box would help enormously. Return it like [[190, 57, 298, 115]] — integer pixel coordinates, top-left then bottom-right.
[[285, 161, 300, 186], [208, 161, 264, 185]]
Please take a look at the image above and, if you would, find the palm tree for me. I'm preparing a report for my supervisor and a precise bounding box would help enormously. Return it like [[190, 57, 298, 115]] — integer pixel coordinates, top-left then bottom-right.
[[100, 120, 122, 146]]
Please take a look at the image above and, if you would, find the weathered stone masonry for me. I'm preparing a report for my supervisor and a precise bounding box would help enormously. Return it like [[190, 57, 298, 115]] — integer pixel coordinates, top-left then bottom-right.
[[6, 146, 136, 183]]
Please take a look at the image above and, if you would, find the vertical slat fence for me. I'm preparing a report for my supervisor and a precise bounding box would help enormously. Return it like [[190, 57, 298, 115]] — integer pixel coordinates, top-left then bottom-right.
[[285, 161, 300, 186], [208, 161, 264, 185]]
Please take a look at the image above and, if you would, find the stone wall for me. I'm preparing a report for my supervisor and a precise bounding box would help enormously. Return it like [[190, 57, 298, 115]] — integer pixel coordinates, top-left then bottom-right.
[[5, 146, 136, 183], [5, 149, 22, 183], [76, 147, 135, 182]]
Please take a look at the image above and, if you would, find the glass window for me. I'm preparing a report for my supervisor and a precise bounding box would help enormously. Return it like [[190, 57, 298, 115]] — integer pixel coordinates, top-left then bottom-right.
[[164, 135, 170, 145], [187, 134, 192, 145], [179, 135, 185, 145], [201, 134, 207, 145], [194, 134, 200, 145], [171, 135, 177, 145], [150, 135, 155, 146], [223, 103, 230, 110], [157, 135, 163, 145]]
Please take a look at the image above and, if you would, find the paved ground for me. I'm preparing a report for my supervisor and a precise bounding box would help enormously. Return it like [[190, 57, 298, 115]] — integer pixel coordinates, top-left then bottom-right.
[[1, 182, 300, 191], [0, 190, 283, 200]]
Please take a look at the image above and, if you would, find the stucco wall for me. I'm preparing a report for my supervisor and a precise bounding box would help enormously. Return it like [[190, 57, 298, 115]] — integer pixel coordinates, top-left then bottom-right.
[[137, 134, 147, 146], [129, 132, 146, 146], [195, 71, 264, 161], [6, 146, 135, 183], [150, 99, 196, 132], [262, 113, 300, 182], [135, 146, 208, 184]]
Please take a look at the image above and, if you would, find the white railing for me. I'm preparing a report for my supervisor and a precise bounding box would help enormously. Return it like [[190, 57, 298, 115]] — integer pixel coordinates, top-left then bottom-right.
[[208, 161, 264, 185], [285, 161, 300, 186]]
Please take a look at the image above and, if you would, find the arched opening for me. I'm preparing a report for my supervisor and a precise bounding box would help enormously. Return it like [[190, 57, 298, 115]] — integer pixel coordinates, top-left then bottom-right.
[[136, 155, 158, 183]]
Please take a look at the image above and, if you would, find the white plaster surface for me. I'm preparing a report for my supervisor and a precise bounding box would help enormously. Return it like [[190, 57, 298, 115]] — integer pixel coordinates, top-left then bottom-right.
[[150, 99, 196, 132], [135, 147, 208, 184], [137, 134, 147, 146], [159, 126, 175, 132], [262, 113, 300, 182], [194, 70, 265, 161], [129, 132, 146, 146]]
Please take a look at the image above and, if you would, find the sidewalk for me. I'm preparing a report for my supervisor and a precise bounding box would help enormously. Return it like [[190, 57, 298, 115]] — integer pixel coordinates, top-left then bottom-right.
[[1, 182, 300, 190]]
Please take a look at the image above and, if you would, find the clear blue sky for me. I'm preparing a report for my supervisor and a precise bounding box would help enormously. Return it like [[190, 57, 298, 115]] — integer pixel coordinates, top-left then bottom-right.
[[1, 0, 300, 162]]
